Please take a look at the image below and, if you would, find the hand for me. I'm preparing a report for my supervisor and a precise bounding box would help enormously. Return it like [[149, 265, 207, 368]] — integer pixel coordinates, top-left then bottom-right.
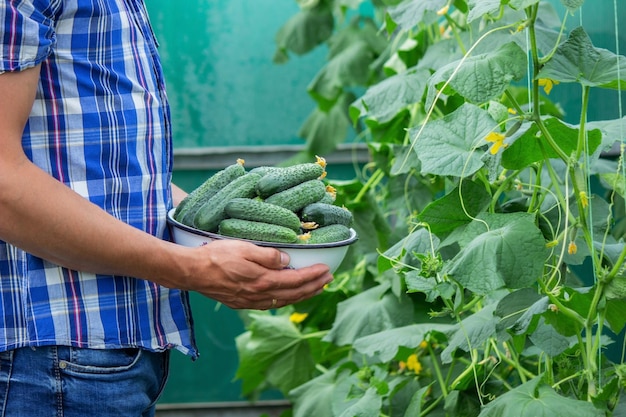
[[179, 238, 333, 310]]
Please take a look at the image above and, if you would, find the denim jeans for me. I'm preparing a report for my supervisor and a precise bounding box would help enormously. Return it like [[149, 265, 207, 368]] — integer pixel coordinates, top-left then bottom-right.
[[0, 346, 170, 417]]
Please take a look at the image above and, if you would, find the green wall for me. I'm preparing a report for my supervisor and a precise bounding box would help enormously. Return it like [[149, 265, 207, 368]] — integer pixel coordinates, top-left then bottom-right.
[[147, 0, 325, 149]]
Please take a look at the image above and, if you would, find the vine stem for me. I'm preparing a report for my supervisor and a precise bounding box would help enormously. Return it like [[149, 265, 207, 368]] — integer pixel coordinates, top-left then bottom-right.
[[427, 343, 449, 397], [354, 168, 384, 204]]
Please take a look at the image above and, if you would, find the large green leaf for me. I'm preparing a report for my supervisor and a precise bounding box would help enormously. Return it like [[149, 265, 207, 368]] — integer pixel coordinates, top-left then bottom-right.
[[235, 313, 316, 395], [494, 288, 544, 332], [308, 41, 375, 110], [298, 92, 353, 155], [323, 283, 415, 346], [353, 324, 455, 362], [274, 7, 334, 59], [508, 0, 540, 9], [425, 42, 527, 108], [443, 213, 547, 295], [350, 68, 430, 124], [411, 103, 497, 177], [529, 318, 576, 357], [441, 304, 498, 363], [467, 0, 501, 23], [478, 376, 605, 417], [385, 0, 446, 34], [501, 118, 602, 169], [417, 180, 492, 235], [537, 26, 626, 90], [337, 387, 382, 417], [290, 370, 339, 417]]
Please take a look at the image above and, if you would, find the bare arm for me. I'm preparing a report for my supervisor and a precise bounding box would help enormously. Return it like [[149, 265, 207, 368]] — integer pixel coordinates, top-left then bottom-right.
[[171, 183, 188, 206], [0, 66, 332, 310]]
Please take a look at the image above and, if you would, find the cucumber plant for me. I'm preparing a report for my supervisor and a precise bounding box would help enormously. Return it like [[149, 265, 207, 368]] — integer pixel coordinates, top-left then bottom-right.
[[234, 1, 626, 416]]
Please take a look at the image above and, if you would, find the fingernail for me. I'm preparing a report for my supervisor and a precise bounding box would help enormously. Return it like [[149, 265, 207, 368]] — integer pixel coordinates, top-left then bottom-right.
[[280, 251, 290, 267]]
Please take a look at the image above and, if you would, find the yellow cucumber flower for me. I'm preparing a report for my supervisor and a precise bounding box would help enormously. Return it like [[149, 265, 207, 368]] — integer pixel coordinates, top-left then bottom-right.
[[568, 241, 578, 255], [485, 131, 507, 154], [405, 354, 423, 375], [289, 312, 308, 324], [579, 191, 589, 208], [538, 78, 559, 95]]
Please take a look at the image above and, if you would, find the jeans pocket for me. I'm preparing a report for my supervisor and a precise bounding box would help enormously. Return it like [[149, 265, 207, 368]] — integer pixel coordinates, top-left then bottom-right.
[[59, 347, 142, 375]]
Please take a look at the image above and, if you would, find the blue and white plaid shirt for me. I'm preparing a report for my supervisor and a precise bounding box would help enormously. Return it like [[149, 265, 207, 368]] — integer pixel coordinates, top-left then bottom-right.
[[0, 0, 197, 358]]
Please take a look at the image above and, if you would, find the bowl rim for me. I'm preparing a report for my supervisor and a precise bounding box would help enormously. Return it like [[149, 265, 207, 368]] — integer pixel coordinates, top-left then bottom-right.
[[167, 208, 358, 249]]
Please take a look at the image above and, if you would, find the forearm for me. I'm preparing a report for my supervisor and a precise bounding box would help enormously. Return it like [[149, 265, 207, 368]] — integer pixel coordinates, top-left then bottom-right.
[[171, 182, 188, 206], [0, 155, 192, 288]]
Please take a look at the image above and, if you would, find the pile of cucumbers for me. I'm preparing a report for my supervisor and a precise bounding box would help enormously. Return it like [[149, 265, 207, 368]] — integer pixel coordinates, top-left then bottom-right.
[[173, 157, 354, 244]]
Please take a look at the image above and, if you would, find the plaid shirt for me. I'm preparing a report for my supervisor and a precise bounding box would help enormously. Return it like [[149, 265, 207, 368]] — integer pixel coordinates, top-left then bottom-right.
[[0, 0, 196, 358]]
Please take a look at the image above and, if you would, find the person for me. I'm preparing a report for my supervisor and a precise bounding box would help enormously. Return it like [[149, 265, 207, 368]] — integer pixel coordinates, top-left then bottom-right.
[[0, 1, 333, 416]]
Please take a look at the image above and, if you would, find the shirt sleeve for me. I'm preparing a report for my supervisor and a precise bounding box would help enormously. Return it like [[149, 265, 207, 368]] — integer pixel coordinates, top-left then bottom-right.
[[0, 0, 59, 73]]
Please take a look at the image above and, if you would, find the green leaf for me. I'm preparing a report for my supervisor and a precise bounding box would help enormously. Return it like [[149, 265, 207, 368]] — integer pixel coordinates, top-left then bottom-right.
[[508, 0, 540, 10], [411, 103, 497, 177], [290, 370, 338, 417], [501, 118, 602, 170], [298, 92, 353, 156], [494, 288, 543, 332], [600, 173, 626, 198], [467, 0, 501, 23], [544, 287, 590, 336], [350, 68, 430, 124], [385, 0, 446, 33], [561, 0, 585, 12], [478, 376, 605, 417], [441, 304, 498, 363], [443, 213, 547, 295], [529, 318, 576, 357], [403, 385, 432, 417], [274, 7, 334, 58], [559, 0, 584, 12], [353, 324, 455, 362], [425, 42, 527, 107], [235, 313, 316, 395], [308, 41, 375, 110], [323, 283, 414, 346], [337, 387, 382, 417], [537, 26, 626, 90], [418, 180, 492, 235], [381, 228, 440, 270], [605, 299, 626, 335]]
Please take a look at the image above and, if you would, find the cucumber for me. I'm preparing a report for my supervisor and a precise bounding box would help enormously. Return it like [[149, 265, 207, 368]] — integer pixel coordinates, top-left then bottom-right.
[[301, 202, 353, 227], [218, 218, 299, 244], [175, 159, 246, 225], [193, 173, 261, 232], [305, 224, 352, 244], [318, 185, 337, 204], [256, 159, 326, 198], [224, 198, 302, 232], [264, 179, 327, 213], [248, 166, 283, 177]]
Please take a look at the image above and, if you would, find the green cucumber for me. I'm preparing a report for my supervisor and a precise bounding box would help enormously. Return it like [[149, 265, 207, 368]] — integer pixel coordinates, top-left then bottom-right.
[[218, 218, 299, 244], [193, 173, 261, 232], [317, 188, 337, 204], [175, 160, 246, 225], [305, 224, 352, 244], [256, 160, 326, 198], [264, 179, 327, 213], [301, 202, 353, 227], [248, 166, 283, 177], [224, 198, 302, 232]]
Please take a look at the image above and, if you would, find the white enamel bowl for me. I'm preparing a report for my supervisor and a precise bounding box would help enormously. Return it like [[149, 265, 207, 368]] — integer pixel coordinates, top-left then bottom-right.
[[167, 208, 358, 273]]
